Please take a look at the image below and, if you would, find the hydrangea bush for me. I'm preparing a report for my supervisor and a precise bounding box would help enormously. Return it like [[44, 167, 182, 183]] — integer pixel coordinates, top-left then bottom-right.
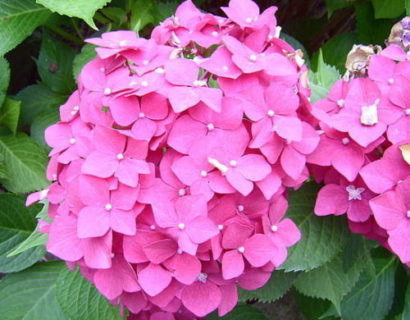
[[0, 0, 409, 319]]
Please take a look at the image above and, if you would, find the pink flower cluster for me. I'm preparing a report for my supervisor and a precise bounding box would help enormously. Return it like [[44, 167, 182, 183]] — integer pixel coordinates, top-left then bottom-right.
[[310, 44, 410, 265], [26, 0, 314, 318]]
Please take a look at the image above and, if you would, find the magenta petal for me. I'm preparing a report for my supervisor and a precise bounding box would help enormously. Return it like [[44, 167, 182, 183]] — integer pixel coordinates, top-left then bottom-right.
[[131, 118, 156, 141], [108, 95, 140, 126], [82, 151, 118, 178], [144, 239, 178, 264], [222, 250, 245, 280], [138, 263, 172, 296], [388, 223, 410, 263], [314, 184, 349, 216], [197, 87, 223, 112], [186, 216, 219, 244], [349, 123, 386, 147], [237, 154, 271, 181], [77, 206, 110, 238], [168, 87, 201, 113], [226, 170, 253, 196], [181, 282, 222, 317], [280, 146, 305, 180], [173, 253, 201, 285], [370, 191, 405, 230], [165, 59, 198, 86], [82, 232, 112, 269], [110, 209, 136, 235], [333, 145, 364, 181], [168, 115, 206, 154], [243, 234, 275, 267], [275, 116, 303, 141], [218, 284, 238, 316]]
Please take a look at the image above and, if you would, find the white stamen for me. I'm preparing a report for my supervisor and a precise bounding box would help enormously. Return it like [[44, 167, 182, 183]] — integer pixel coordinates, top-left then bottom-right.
[[155, 67, 165, 74], [149, 224, 156, 230], [143, 60, 149, 65], [346, 185, 365, 201], [360, 99, 380, 126], [268, 34, 274, 40], [129, 81, 137, 86], [267, 110, 275, 117], [211, 31, 218, 37], [177, 248, 183, 254], [99, 67, 105, 72], [197, 273, 208, 283], [104, 88, 112, 95], [52, 174, 57, 180], [407, 210, 410, 218], [105, 203, 112, 211], [139, 112, 145, 118], [208, 157, 229, 173], [200, 170, 208, 177], [388, 78, 395, 84], [237, 205, 244, 212], [271, 225, 278, 232], [249, 54, 258, 62], [207, 123, 215, 131], [275, 26, 282, 38], [141, 80, 149, 87], [222, 65, 229, 71], [116, 153, 124, 160], [342, 137, 350, 145], [193, 80, 207, 87], [178, 222, 185, 230], [405, 109, 410, 115], [218, 224, 224, 230], [238, 246, 245, 253], [111, 253, 115, 258], [70, 110, 77, 116], [229, 160, 237, 167], [119, 40, 127, 47], [178, 188, 186, 196], [40, 189, 49, 200], [245, 17, 253, 23], [337, 99, 345, 107], [73, 105, 80, 111], [69, 138, 76, 144]]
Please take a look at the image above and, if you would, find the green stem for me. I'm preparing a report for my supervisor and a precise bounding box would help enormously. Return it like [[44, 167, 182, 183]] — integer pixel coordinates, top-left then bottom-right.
[[71, 18, 83, 40], [46, 25, 83, 45], [94, 12, 110, 24]]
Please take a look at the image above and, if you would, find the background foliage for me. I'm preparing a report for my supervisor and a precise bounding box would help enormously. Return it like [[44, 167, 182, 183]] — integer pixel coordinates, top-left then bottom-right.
[[0, 0, 409, 319]]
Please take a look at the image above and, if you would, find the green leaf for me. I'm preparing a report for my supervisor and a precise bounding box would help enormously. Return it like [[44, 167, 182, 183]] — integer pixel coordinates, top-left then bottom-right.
[[355, 2, 394, 45], [56, 267, 123, 320], [310, 50, 341, 103], [294, 292, 338, 320], [130, 0, 155, 33], [7, 228, 47, 257], [154, 1, 179, 22], [402, 281, 410, 320], [16, 84, 67, 126], [0, 57, 10, 107], [37, 30, 76, 94], [0, 194, 45, 273], [371, 0, 405, 19], [325, 0, 355, 16], [73, 44, 97, 80], [239, 270, 299, 303], [294, 254, 363, 314], [0, 133, 49, 193], [207, 305, 268, 320], [406, 0, 410, 15], [0, 261, 67, 320], [36, 0, 111, 29], [0, 98, 20, 134], [30, 108, 59, 149], [0, 0, 52, 56], [342, 233, 376, 276], [340, 257, 397, 320], [279, 182, 349, 272]]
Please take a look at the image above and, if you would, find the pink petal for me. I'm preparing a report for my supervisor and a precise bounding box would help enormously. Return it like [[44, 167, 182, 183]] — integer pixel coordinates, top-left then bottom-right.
[[280, 146, 305, 180], [165, 59, 198, 86], [243, 234, 275, 267], [81, 151, 118, 178], [222, 250, 245, 279], [110, 209, 136, 235], [186, 216, 219, 244], [138, 263, 172, 296], [237, 154, 271, 181], [314, 184, 349, 216], [131, 118, 157, 141], [181, 282, 222, 317], [107, 95, 140, 126], [77, 206, 110, 238], [226, 170, 254, 196], [172, 253, 201, 285], [144, 239, 178, 264], [168, 86, 201, 113]]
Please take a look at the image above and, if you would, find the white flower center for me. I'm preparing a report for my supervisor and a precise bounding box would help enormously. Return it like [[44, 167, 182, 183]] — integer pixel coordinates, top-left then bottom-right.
[[143, 60, 149, 65], [337, 99, 345, 107], [178, 222, 185, 230], [222, 65, 229, 71], [99, 67, 105, 72], [200, 170, 208, 177], [208, 157, 228, 173], [40, 189, 49, 200], [104, 88, 112, 95], [237, 205, 244, 212], [407, 210, 410, 218], [116, 153, 124, 160], [218, 224, 224, 230], [249, 54, 258, 62], [177, 248, 183, 254], [105, 203, 112, 211], [73, 105, 80, 111], [193, 80, 207, 87], [211, 31, 218, 37], [149, 224, 156, 230], [119, 40, 127, 47], [245, 17, 253, 23], [360, 99, 380, 126], [238, 246, 245, 253], [346, 185, 365, 201], [207, 123, 215, 131], [129, 81, 137, 86], [197, 273, 208, 283], [178, 188, 186, 196], [141, 80, 149, 87], [342, 137, 350, 145], [139, 112, 145, 118], [271, 225, 278, 232], [267, 110, 275, 117], [155, 67, 165, 74], [69, 138, 76, 144], [405, 109, 410, 115], [388, 78, 395, 84], [229, 160, 237, 167]]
